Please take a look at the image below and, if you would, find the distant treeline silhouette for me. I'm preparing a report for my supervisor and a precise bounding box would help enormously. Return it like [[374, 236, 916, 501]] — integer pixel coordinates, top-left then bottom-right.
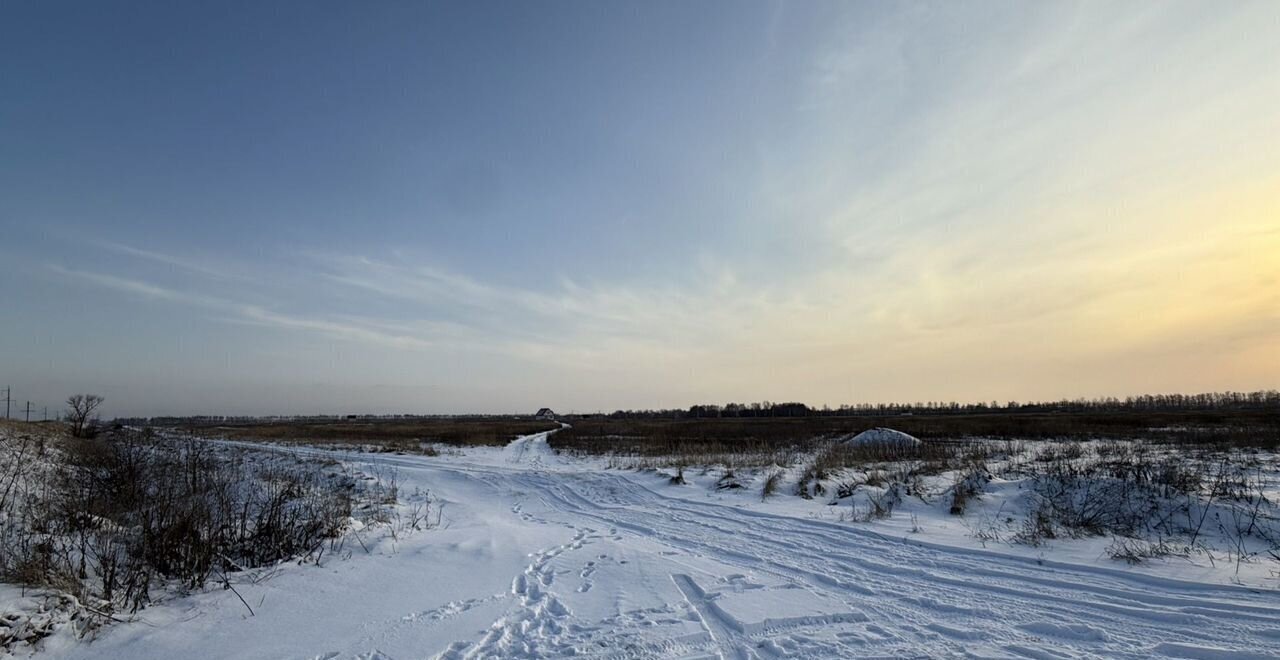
[[610, 390, 1280, 420], [112, 413, 521, 425]]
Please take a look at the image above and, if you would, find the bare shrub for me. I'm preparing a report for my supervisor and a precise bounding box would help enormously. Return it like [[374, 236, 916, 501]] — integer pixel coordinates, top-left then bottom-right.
[[1106, 536, 1189, 564], [876, 484, 905, 518], [1011, 500, 1056, 547], [761, 470, 784, 500], [948, 464, 991, 515], [715, 470, 744, 491], [844, 484, 902, 522], [833, 481, 859, 500], [969, 513, 1005, 546], [795, 459, 827, 499]]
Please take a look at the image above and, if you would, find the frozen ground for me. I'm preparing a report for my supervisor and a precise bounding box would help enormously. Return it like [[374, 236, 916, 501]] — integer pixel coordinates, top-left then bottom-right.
[[15, 431, 1280, 659]]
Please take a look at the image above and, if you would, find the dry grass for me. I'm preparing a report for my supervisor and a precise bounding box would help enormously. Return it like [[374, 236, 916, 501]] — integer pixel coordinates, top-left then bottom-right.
[[0, 419, 67, 441], [761, 470, 784, 500], [179, 418, 559, 449], [550, 410, 1280, 461]]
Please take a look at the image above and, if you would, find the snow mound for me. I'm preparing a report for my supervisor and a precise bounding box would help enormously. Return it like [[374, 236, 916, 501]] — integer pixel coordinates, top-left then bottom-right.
[[843, 427, 922, 447]]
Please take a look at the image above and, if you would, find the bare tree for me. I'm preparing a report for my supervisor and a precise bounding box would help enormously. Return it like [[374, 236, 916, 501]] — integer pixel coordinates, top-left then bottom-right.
[[66, 394, 105, 438]]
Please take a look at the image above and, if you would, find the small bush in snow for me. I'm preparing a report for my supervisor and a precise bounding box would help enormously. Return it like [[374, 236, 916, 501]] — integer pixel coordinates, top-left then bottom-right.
[[948, 464, 991, 515], [1011, 501, 1056, 547], [715, 470, 744, 491], [1106, 536, 1189, 564], [761, 470, 784, 500]]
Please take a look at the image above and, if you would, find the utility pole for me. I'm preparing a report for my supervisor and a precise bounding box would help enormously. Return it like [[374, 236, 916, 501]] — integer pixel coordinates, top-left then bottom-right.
[[1, 387, 11, 419], [43, 406, 48, 422], [24, 401, 32, 422]]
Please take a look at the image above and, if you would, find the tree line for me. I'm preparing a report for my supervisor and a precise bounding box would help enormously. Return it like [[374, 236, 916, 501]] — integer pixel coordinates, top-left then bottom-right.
[[59, 389, 1280, 427], [606, 390, 1280, 420]]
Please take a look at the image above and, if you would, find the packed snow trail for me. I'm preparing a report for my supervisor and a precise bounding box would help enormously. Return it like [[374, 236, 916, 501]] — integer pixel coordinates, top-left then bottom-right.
[[59, 433, 1280, 660]]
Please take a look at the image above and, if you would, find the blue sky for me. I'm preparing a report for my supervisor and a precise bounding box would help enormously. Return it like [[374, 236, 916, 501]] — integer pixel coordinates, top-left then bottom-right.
[[2, 1, 1277, 417]]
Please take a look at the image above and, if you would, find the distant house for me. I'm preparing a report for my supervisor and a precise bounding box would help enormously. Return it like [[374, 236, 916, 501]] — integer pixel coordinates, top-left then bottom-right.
[[534, 408, 556, 421]]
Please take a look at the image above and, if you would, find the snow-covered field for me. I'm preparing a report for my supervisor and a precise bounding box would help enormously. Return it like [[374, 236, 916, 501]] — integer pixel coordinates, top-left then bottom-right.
[[3, 429, 1271, 660]]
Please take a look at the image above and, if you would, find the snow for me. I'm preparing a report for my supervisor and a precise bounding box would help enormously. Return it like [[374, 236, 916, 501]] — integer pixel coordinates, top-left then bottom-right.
[[6, 430, 1280, 659], [658, 465, 1280, 591], [842, 427, 921, 446]]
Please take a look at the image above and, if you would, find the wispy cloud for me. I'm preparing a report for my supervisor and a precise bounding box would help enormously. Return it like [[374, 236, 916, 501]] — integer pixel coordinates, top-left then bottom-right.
[[49, 263, 447, 354], [96, 241, 244, 281], [48, 265, 218, 305]]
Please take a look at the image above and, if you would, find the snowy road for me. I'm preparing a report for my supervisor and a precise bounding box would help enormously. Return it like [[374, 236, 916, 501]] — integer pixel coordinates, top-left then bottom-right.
[[64, 432, 1280, 660]]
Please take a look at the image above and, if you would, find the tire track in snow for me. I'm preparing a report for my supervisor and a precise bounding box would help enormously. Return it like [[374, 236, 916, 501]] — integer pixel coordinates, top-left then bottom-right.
[[671, 574, 752, 660], [512, 470, 1280, 658]]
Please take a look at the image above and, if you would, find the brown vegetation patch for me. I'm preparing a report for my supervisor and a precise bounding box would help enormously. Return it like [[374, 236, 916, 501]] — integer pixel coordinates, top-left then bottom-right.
[[178, 418, 559, 448]]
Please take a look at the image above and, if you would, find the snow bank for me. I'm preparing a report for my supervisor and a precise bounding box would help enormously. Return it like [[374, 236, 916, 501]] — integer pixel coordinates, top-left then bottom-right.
[[843, 427, 922, 447]]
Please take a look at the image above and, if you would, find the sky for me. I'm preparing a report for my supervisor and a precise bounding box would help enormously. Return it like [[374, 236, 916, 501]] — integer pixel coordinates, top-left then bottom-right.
[[1, 1, 1277, 417]]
